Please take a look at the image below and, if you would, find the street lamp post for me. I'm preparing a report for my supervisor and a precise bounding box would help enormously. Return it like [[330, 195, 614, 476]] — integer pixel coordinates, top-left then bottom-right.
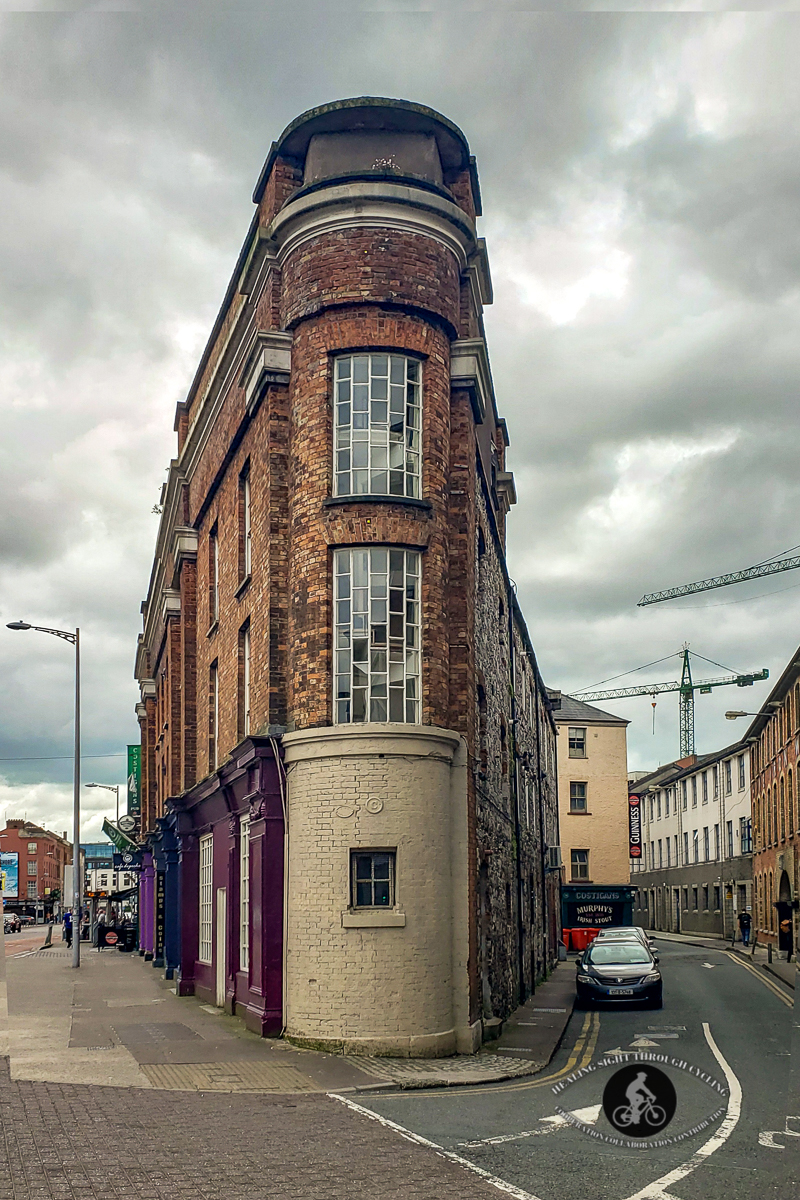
[[86, 782, 120, 823], [86, 783, 120, 922], [6, 621, 81, 969]]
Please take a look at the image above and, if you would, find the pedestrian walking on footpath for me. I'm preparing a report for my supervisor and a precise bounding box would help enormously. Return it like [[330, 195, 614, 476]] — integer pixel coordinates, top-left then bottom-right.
[[738, 909, 751, 946], [63, 910, 73, 949]]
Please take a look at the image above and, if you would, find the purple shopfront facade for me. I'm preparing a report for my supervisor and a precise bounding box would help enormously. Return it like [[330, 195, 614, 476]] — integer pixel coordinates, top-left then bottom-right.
[[139, 853, 155, 960], [168, 736, 285, 1037]]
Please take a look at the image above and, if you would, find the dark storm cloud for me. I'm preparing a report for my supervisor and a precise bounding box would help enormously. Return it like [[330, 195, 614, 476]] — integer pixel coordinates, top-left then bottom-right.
[[1, 9, 799, 794]]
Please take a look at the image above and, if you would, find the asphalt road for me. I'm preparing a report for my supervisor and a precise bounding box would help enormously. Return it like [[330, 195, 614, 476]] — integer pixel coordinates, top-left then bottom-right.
[[349, 941, 799, 1200]]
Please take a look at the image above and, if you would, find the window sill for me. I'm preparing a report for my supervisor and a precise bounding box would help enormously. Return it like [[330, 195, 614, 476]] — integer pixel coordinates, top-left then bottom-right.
[[567, 753, 587, 759], [568, 810, 592, 816], [324, 495, 432, 513], [235, 574, 251, 600], [206, 620, 219, 639], [342, 909, 406, 928]]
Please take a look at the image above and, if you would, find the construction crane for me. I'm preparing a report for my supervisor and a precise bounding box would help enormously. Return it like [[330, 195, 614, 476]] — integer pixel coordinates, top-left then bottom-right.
[[638, 546, 800, 606], [574, 647, 768, 758]]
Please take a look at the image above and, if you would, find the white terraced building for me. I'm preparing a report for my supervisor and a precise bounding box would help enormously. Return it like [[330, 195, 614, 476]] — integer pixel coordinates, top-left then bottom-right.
[[630, 742, 753, 940]]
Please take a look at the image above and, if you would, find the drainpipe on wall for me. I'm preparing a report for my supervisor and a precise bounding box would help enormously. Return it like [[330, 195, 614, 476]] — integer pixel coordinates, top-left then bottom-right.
[[533, 677, 548, 981], [507, 598, 526, 1005]]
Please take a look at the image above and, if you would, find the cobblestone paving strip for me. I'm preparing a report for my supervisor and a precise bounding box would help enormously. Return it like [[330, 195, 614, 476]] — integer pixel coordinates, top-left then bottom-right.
[[0, 1059, 503, 1199], [140, 1061, 324, 1092]]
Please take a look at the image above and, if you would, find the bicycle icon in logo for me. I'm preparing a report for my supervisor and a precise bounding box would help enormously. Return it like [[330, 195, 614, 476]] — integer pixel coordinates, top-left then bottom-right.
[[603, 1064, 676, 1137]]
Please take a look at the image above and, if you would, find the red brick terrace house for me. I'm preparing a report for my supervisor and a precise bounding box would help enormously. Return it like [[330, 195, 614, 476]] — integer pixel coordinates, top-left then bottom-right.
[[747, 643, 800, 958], [0, 819, 71, 917], [135, 98, 560, 1054]]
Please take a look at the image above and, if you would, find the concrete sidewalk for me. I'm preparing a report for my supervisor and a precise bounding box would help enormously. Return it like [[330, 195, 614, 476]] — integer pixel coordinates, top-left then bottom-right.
[[4, 940, 576, 1093], [655, 929, 797, 992]]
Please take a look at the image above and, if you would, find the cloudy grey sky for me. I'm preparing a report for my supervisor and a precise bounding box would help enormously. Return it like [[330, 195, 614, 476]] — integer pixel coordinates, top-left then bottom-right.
[[1, 7, 799, 840]]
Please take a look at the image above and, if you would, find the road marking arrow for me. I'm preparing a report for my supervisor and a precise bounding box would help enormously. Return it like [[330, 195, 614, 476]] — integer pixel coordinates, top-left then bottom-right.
[[457, 1105, 602, 1147]]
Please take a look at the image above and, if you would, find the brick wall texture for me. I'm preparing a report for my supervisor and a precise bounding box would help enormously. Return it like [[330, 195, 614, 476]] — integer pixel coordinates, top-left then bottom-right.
[[136, 102, 560, 1046]]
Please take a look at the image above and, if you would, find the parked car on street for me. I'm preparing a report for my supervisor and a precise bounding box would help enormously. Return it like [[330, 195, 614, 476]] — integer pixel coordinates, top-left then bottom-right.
[[17, 915, 35, 926], [594, 926, 656, 950], [576, 939, 663, 1008]]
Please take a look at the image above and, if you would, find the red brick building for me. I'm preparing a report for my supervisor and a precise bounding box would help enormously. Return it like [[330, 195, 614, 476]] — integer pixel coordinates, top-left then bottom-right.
[[748, 645, 800, 957], [135, 98, 560, 1052], [0, 819, 71, 917]]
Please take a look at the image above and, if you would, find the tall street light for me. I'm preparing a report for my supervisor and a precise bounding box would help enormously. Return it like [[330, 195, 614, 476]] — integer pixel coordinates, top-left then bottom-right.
[[86, 782, 120, 823], [6, 620, 81, 969]]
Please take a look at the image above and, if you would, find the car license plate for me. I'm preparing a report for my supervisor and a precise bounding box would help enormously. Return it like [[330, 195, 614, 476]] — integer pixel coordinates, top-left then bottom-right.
[[608, 987, 634, 995]]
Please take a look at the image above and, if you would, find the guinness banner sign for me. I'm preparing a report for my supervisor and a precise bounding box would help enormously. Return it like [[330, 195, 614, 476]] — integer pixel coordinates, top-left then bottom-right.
[[628, 793, 642, 858]]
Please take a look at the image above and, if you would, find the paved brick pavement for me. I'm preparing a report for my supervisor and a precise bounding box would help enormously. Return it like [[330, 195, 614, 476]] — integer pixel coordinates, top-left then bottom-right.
[[0, 1057, 504, 1199]]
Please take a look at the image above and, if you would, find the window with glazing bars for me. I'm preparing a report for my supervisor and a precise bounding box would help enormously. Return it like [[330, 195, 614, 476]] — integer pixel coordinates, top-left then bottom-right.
[[198, 834, 213, 964], [239, 817, 250, 972], [333, 354, 421, 498], [334, 547, 420, 723], [351, 851, 395, 908]]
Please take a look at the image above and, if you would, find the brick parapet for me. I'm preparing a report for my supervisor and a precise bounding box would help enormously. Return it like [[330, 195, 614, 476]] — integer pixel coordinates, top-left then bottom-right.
[[280, 227, 461, 336]]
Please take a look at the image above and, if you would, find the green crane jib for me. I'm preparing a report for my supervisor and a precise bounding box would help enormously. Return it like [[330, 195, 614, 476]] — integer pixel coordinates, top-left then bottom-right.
[[575, 649, 769, 758], [638, 553, 800, 606]]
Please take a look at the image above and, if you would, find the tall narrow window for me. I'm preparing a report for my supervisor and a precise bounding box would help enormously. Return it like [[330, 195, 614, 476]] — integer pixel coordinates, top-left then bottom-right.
[[239, 466, 252, 581], [334, 547, 420, 723], [738, 755, 746, 791], [568, 727, 586, 757], [683, 831, 689, 864], [692, 776, 697, 807], [681, 779, 687, 809], [239, 816, 250, 972], [209, 661, 219, 769], [724, 760, 732, 795], [569, 782, 587, 812], [209, 525, 219, 626], [571, 849, 590, 881], [702, 773, 708, 803], [703, 826, 709, 860], [780, 776, 786, 840], [238, 622, 251, 739], [789, 770, 794, 836], [199, 834, 213, 964], [713, 824, 720, 860], [333, 354, 421, 498]]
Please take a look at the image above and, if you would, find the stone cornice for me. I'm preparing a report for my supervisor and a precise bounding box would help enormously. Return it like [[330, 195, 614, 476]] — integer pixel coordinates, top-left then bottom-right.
[[450, 337, 497, 423], [241, 331, 293, 413], [269, 179, 476, 271]]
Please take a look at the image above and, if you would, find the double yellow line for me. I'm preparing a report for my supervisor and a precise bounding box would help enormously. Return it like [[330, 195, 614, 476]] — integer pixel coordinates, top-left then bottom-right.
[[388, 1011, 601, 1100], [725, 951, 794, 1008]]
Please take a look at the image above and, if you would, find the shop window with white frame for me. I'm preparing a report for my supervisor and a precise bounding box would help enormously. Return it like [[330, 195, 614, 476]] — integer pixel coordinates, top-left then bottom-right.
[[239, 817, 250, 972], [199, 834, 213, 964], [334, 547, 420, 723], [351, 850, 395, 908], [333, 354, 421, 498]]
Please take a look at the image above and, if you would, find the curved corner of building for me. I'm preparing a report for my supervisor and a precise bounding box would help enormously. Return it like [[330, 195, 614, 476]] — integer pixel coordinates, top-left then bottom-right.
[[282, 723, 472, 1057]]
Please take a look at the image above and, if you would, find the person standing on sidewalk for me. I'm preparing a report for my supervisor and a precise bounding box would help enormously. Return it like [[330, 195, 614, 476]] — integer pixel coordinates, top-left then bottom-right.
[[63, 910, 73, 949], [738, 910, 752, 946]]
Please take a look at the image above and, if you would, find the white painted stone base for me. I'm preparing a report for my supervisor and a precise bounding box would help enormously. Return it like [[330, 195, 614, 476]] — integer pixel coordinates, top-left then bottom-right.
[[282, 723, 472, 1057]]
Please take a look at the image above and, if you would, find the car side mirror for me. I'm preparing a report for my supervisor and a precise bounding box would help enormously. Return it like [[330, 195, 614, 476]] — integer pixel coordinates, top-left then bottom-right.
[[653, 954, 660, 964]]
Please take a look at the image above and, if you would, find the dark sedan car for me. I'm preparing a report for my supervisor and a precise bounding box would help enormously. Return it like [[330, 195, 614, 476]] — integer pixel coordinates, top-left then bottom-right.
[[576, 940, 662, 1008]]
